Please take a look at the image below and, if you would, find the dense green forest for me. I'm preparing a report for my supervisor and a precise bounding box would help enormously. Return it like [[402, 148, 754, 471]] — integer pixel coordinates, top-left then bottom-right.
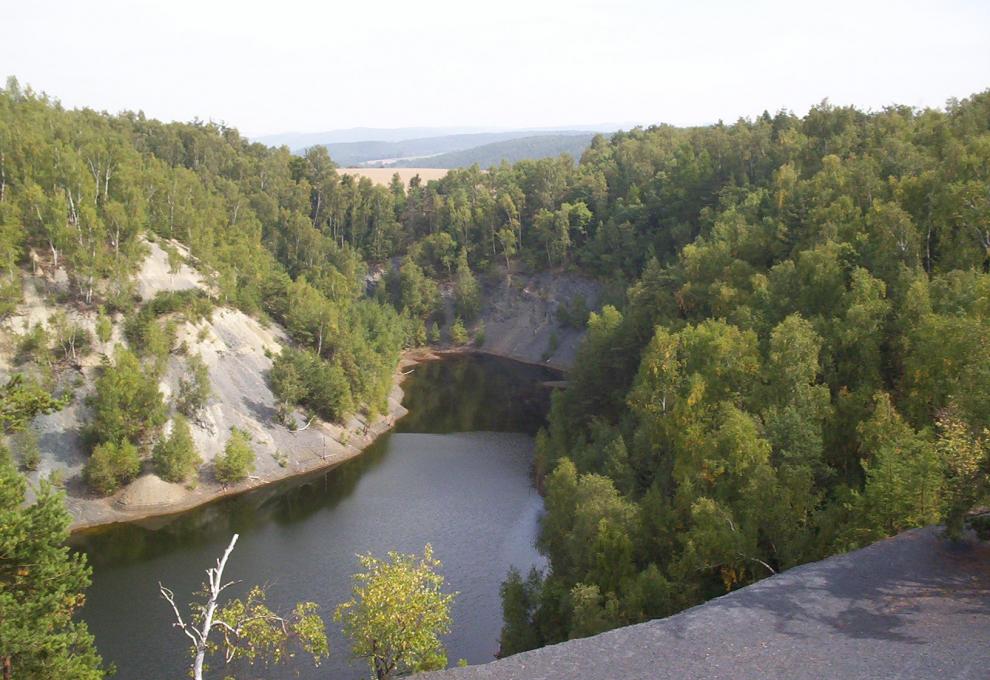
[[2, 74, 990, 672], [498, 92, 990, 651]]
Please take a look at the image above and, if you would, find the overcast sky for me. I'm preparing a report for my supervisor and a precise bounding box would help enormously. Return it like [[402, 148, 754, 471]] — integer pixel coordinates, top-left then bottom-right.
[[3, 0, 989, 138]]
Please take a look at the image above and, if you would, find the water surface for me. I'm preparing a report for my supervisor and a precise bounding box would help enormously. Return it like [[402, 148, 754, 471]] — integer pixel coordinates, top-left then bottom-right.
[[73, 355, 556, 679]]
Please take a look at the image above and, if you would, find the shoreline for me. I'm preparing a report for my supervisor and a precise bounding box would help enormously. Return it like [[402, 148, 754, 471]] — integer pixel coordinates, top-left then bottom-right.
[[69, 355, 417, 534], [69, 348, 565, 535]]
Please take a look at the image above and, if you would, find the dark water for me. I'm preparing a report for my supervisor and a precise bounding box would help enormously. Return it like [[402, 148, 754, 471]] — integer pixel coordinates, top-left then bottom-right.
[[72, 355, 557, 679]]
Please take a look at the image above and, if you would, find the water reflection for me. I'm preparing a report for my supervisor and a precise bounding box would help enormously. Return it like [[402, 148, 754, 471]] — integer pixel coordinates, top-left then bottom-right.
[[72, 354, 554, 679]]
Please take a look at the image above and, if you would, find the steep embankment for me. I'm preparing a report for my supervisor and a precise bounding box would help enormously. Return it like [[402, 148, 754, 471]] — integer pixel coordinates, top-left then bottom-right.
[[473, 269, 602, 371], [1, 240, 407, 530], [424, 526, 990, 680], [3, 241, 599, 530]]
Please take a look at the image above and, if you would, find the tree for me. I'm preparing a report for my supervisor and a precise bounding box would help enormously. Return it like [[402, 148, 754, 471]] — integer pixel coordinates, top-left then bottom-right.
[[0, 375, 66, 435], [498, 567, 543, 657], [84, 440, 140, 495], [0, 378, 105, 679], [214, 428, 255, 484], [153, 415, 201, 484], [453, 250, 481, 321], [86, 347, 166, 446], [450, 317, 468, 345], [335, 544, 456, 680], [159, 534, 327, 680], [176, 354, 212, 420]]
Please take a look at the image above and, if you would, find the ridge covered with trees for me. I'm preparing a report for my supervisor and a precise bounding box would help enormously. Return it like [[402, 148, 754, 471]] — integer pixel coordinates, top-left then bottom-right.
[[1, 75, 989, 671]]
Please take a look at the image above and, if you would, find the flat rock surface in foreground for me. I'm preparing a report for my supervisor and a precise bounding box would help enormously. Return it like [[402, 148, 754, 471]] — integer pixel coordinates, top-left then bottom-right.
[[424, 527, 990, 679]]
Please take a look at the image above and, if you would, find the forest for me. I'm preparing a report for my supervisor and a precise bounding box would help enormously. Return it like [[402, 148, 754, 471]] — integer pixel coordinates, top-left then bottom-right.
[[1, 75, 989, 674]]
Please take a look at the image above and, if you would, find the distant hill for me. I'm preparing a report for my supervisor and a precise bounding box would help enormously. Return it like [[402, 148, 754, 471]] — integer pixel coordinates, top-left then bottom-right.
[[252, 123, 633, 151], [319, 130, 595, 167], [253, 126, 490, 148], [388, 133, 601, 169]]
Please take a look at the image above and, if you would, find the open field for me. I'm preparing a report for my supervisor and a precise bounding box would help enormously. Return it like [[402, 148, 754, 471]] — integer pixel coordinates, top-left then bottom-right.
[[337, 167, 448, 187]]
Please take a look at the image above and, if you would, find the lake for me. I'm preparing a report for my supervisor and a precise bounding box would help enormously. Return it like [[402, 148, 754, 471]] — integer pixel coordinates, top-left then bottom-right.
[[72, 354, 556, 679]]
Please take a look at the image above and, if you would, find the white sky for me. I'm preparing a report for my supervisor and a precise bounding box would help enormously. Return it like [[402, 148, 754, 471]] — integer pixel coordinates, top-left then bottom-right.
[[3, 0, 989, 138]]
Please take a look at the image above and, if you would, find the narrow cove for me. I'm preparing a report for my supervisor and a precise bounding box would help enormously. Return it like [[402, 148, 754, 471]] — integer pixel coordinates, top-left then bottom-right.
[[71, 355, 557, 679]]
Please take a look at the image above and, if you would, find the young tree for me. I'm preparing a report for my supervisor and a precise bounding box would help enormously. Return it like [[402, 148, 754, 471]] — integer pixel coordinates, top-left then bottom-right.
[[86, 347, 166, 446], [450, 317, 468, 345], [335, 544, 456, 680], [159, 534, 328, 680], [153, 415, 201, 484], [84, 440, 140, 495], [176, 353, 212, 421], [498, 567, 544, 657], [214, 428, 255, 485], [453, 250, 481, 322], [0, 378, 105, 679]]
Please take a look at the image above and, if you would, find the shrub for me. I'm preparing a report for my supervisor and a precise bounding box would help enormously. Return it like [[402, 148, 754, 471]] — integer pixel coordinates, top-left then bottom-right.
[[428, 321, 441, 345], [95, 308, 113, 344], [86, 347, 167, 446], [13, 427, 41, 471], [84, 440, 140, 495], [473, 321, 486, 348], [270, 348, 353, 423], [152, 415, 201, 483], [176, 354, 212, 419], [450, 317, 468, 345], [215, 428, 255, 485]]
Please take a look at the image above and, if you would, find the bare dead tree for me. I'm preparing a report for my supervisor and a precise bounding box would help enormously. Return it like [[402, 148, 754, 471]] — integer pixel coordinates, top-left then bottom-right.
[[159, 534, 239, 680]]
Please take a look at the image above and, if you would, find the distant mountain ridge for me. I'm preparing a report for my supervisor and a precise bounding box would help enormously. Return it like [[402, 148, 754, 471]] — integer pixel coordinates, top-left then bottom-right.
[[387, 133, 602, 169], [252, 123, 632, 150], [320, 130, 598, 167]]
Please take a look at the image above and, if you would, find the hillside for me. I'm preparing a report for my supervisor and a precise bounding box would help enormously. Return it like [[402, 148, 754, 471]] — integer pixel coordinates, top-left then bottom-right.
[[389, 133, 599, 169], [1, 239, 406, 527], [425, 526, 990, 679]]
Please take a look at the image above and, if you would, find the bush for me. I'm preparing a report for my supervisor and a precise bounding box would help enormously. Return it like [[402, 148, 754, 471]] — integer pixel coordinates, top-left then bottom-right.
[[84, 440, 141, 495], [86, 347, 167, 447], [473, 321, 486, 348], [152, 415, 201, 483], [557, 294, 589, 329], [428, 321, 441, 345], [13, 427, 41, 471], [215, 428, 255, 484], [95, 308, 113, 344], [176, 354, 212, 419], [270, 348, 353, 423], [450, 317, 468, 345]]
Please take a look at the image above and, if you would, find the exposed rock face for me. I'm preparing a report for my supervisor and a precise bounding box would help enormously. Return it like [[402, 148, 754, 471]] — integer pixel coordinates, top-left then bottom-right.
[[1, 239, 407, 528], [423, 527, 990, 680], [439, 268, 601, 370]]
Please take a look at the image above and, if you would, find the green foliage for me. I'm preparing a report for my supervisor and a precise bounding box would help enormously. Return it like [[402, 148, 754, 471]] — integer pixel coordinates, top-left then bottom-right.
[[94, 308, 113, 344], [0, 374, 66, 435], [12, 427, 40, 471], [523, 90, 990, 646], [176, 354, 212, 420], [428, 321, 441, 344], [557, 294, 589, 329], [211, 586, 328, 668], [335, 544, 456, 680], [0, 450, 106, 678], [453, 250, 481, 321], [153, 416, 201, 484], [270, 347, 353, 423], [473, 320, 486, 347], [450, 317, 468, 345], [86, 347, 166, 447], [498, 567, 544, 657], [84, 440, 140, 495], [386, 260, 439, 319], [214, 428, 255, 485]]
